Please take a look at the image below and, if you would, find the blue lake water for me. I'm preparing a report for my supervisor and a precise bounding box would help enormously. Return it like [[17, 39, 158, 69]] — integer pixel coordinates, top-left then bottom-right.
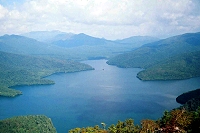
[[1, 60, 200, 132]]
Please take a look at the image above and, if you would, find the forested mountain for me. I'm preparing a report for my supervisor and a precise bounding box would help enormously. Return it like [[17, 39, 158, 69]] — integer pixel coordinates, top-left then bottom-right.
[[0, 34, 68, 58], [19, 31, 160, 60], [107, 32, 200, 80], [0, 115, 56, 133], [137, 51, 200, 80], [107, 32, 200, 68], [0, 51, 93, 97], [52, 33, 107, 48]]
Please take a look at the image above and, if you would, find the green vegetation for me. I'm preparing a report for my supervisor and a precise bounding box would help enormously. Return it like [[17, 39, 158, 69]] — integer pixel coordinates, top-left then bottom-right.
[[179, 97, 200, 112], [176, 88, 200, 104], [0, 115, 56, 133], [107, 32, 200, 80], [0, 51, 93, 97], [176, 88, 200, 112], [137, 52, 200, 80], [69, 108, 200, 133]]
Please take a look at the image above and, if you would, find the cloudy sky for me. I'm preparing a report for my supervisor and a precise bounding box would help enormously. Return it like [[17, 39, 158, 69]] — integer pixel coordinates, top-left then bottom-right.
[[0, 0, 200, 40]]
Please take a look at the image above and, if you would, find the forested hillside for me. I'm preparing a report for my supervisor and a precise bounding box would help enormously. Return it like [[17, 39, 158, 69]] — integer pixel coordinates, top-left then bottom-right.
[[0, 34, 70, 60], [107, 32, 200, 80], [0, 115, 57, 133], [0, 51, 93, 97], [137, 51, 200, 80], [107, 32, 200, 68]]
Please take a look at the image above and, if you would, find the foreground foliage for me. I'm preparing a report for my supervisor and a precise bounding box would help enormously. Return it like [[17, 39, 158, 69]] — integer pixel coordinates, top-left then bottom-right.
[[69, 108, 200, 133], [69, 88, 200, 133], [0, 115, 57, 133]]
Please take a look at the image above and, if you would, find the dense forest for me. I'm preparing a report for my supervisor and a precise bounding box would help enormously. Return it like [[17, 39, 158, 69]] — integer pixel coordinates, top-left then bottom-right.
[[107, 32, 200, 80], [0, 51, 93, 97], [137, 51, 200, 80], [0, 115, 56, 133]]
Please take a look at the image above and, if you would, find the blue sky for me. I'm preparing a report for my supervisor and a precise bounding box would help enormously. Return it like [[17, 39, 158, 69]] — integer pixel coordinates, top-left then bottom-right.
[[0, 0, 200, 40], [0, 0, 26, 7]]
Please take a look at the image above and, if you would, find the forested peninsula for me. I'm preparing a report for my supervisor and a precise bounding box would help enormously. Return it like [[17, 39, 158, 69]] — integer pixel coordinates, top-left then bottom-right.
[[107, 32, 200, 81], [0, 115, 57, 133], [0, 51, 94, 97]]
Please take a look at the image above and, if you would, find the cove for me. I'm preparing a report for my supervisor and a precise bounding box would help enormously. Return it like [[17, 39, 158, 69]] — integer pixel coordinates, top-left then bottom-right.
[[1, 60, 200, 133]]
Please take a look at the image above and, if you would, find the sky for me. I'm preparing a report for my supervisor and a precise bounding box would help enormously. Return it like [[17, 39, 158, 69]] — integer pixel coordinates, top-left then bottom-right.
[[0, 0, 200, 40]]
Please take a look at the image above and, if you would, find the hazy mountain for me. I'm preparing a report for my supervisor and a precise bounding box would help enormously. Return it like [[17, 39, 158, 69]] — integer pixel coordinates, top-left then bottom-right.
[[1, 32, 160, 61], [22, 31, 159, 48], [21, 30, 74, 43], [0, 34, 69, 58], [107, 32, 200, 68], [115, 36, 159, 47], [52, 33, 107, 48]]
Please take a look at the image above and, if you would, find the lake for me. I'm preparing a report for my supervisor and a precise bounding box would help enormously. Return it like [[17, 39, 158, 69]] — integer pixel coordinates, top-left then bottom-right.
[[1, 60, 200, 132]]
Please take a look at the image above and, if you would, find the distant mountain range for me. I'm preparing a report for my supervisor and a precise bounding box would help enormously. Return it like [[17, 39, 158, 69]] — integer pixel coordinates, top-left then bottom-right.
[[52, 33, 107, 48], [115, 36, 159, 48], [107, 32, 200, 80], [21, 30, 74, 43], [0, 31, 159, 60], [21, 31, 159, 47]]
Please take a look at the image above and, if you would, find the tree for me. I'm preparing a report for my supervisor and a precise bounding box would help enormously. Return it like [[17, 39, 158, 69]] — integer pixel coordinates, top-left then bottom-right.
[[160, 109, 192, 132], [140, 119, 159, 133]]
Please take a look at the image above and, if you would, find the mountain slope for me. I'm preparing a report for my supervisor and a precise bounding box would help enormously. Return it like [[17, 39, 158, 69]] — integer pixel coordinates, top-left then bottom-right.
[[107, 32, 200, 68], [137, 51, 200, 80], [0, 51, 93, 97], [0, 34, 68, 57], [21, 30, 74, 43], [115, 36, 159, 48], [19, 31, 161, 60], [52, 33, 107, 48]]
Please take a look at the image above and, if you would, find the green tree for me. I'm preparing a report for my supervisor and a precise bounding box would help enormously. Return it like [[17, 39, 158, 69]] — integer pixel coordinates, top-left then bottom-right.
[[140, 119, 159, 133]]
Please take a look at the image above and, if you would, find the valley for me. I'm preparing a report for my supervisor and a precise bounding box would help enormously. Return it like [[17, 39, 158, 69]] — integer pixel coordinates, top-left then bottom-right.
[[0, 31, 200, 132]]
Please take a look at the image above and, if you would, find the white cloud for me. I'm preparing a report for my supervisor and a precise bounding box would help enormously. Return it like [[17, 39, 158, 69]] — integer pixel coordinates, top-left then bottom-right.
[[0, 4, 8, 19], [0, 0, 200, 39]]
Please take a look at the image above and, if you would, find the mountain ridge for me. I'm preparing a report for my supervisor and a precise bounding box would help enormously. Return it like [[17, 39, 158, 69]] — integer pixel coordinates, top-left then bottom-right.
[[107, 31, 200, 68], [1, 32, 159, 61], [107, 31, 200, 80]]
